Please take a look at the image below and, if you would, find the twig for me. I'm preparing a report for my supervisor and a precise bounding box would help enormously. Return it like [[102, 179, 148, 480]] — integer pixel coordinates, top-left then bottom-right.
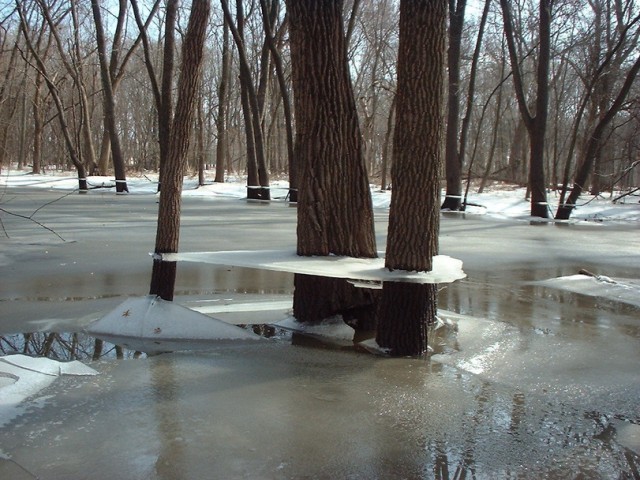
[[0, 206, 66, 241]]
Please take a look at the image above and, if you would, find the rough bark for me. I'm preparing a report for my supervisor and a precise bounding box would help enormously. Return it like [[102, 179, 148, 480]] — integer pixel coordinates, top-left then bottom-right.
[[150, 0, 211, 301], [375, 0, 446, 356], [287, 0, 378, 327]]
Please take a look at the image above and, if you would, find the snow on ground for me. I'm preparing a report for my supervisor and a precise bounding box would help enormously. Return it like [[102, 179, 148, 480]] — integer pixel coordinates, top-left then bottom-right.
[[2, 168, 639, 223], [0, 355, 97, 428]]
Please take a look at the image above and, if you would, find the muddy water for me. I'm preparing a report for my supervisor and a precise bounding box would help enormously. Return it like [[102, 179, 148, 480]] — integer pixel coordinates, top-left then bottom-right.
[[1, 189, 639, 478]]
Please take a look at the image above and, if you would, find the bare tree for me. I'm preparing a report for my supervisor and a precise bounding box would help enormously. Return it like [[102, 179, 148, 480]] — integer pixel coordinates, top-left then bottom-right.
[[150, 0, 211, 301], [221, 0, 271, 200], [130, 0, 174, 191], [214, 18, 231, 184], [442, 0, 466, 211], [17, 0, 88, 191], [287, 0, 379, 327], [500, 0, 552, 218], [375, 0, 447, 356], [91, 0, 128, 193]]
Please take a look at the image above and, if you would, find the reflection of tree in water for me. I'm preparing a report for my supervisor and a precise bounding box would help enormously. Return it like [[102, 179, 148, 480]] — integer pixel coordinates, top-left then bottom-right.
[[150, 356, 185, 479], [0, 332, 140, 360], [430, 381, 492, 480]]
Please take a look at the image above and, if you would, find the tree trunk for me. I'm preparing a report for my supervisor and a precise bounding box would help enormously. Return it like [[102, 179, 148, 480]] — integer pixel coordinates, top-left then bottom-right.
[[196, 93, 206, 186], [458, 0, 490, 201], [130, 0, 175, 190], [17, 4, 88, 192], [556, 53, 640, 220], [32, 72, 44, 174], [0, 38, 19, 172], [500, 0, 551, 218], [287, 0, 378, 327], [91, 0, 129, 193], [222, 0, 271, 200], [442, 0, 466, 211], [375, 0, 446, 356], [380, 96, 396, 191], [149, 0, 211, 301], [260, 0, 296, 201], [214, 20, 231, 184]]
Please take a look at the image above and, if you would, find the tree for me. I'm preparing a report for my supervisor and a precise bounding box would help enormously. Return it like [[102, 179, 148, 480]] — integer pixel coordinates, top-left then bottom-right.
[[259, 0, 296, 201], [555, 52, 640, 219], [286, 0, 378, 327], [214, 19, 231, 184], [149, 0, 211, 301], [375, 0, 447, 356], [221, 0, 271, 201], [500, 0, 552, 218], [130, 0, 172, 190], [91, 0, 128, 193], [17, 0, 89, 192], [441, 0, 466, 211]]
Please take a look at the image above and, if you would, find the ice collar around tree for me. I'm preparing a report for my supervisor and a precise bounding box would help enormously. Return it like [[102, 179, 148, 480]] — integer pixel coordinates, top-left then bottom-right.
[[158, 250, 466, 286]]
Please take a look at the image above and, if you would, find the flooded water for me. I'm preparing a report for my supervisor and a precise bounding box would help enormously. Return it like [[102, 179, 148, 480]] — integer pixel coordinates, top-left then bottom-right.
[[1, 189, 639, 478]]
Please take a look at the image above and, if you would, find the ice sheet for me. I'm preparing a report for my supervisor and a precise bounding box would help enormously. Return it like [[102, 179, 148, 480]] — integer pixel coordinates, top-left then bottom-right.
[[531, 274, 640, 307], [86, 295, 263, 352], [163, 250, 466, 284], [275, 316, 355, 342], [0, 355, 97, 428]]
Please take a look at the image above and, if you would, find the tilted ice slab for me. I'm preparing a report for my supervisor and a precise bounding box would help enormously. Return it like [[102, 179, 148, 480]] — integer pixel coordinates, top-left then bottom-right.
[[161, 250, 466, 285], [531, 274, 640, 307], [275, 316, 356, 343], [87, 295, 263, 353], [0, 354, 97, 428]]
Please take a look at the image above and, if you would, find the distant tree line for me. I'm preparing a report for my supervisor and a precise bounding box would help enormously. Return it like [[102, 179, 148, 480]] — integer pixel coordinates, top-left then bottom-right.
[[1, 0, 639, 216]]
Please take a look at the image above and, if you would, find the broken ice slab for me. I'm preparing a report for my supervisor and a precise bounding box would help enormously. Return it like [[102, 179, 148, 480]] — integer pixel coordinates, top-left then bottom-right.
[[86, 295, 263, 353], [530, 274, 640, 307]]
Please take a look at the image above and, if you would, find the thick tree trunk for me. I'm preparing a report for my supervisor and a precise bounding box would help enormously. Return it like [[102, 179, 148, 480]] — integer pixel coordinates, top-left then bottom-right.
[[149, 0, 211, 301], [287, 0, 378, 326], [375, 0, 446, 356], [377, 282, 437, 356]]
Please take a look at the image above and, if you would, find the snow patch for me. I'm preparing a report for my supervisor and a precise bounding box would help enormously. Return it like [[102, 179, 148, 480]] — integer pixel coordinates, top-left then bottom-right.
[[0, 354, 97, 428]]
